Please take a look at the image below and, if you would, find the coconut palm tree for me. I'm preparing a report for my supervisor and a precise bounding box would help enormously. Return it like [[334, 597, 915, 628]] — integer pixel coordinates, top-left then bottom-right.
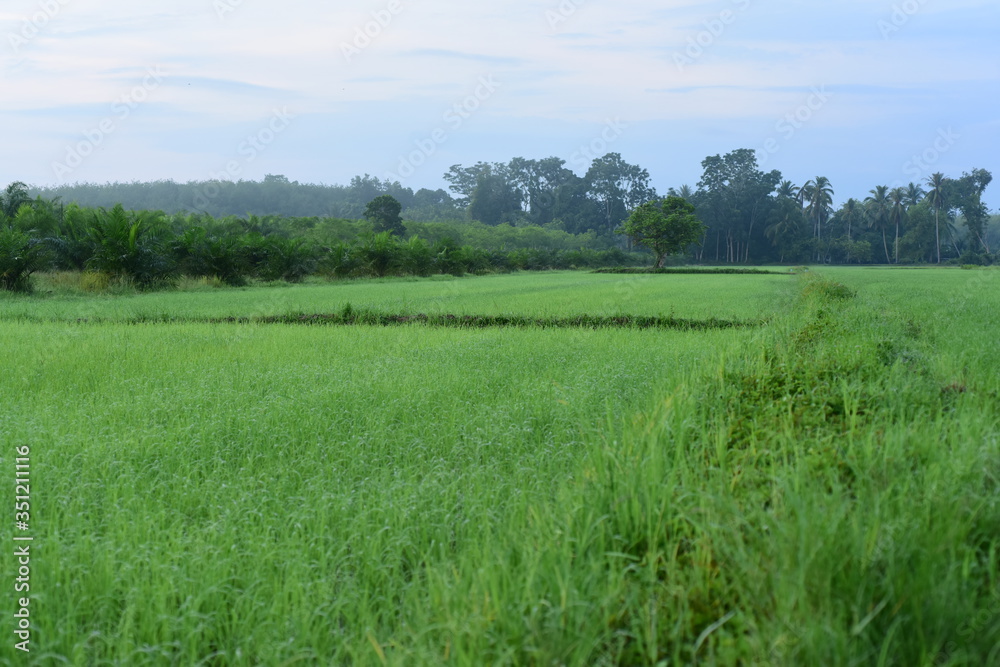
[[802, 177, 834, 239], [777, 180, 800, 201], [842, 198, 862, 242], [667, 184, 694, 199], [925, 173, 946, 263], [888, 187, 907, 263], [764, 202, 803, 263], [865, 185, 892, 264], [904, 182, 925, 209]]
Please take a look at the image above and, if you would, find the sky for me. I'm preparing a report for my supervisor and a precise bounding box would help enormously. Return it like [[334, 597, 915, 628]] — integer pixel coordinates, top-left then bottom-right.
[[2, 0, 998, 206]]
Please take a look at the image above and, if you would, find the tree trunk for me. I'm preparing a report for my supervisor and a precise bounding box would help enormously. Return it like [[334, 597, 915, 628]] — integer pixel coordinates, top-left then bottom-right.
[[894, 222, 899, 264], [935, 209, 941, 263]]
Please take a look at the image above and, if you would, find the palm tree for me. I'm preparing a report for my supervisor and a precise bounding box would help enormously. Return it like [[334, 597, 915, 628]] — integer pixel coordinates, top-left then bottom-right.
[[904, 182, 925, 209], [888, 187, 907, 263], [764, 206, 802, 263], [802, 177, 834, 239], [777, 180, 800, 201], [1, 182, 32, 220], [926, 173, 946, 264], [802, 177, 834, 262], [667, 184, 693, 199], [865, 185, 892, 264], [842, 198, 861, 243]]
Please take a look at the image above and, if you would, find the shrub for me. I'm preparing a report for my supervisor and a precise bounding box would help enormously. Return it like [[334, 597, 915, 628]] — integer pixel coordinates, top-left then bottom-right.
[[47, 204, 95, 271], [454, 245, 492, 274], [401, 235, 434, 277], [357, 232, 402, 278], [87, 205, 174, 288], [172, 227, 247, 286], [433, 238, 466, 276], [253, 236, 318, 282], [0, 228, 45, 291], [320, 241, 361, 278], [801, 275, 856, 301]]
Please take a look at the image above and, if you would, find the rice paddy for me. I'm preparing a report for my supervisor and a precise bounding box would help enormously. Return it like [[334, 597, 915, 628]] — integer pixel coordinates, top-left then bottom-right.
[[1, 268, 997, 665]]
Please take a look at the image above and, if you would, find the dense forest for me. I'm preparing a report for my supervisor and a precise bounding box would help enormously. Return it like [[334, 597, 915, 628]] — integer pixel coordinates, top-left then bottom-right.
[[3, 148, 996, 291]]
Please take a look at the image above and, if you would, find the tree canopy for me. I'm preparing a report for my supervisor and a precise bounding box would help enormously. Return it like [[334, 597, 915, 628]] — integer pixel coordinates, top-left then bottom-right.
[[621, 196, 705, 267], [364, 194, 406, 236]]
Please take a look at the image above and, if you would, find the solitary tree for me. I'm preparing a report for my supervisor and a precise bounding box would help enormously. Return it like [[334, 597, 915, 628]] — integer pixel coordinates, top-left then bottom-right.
[[364, 194, 406, 236], [620, 196, 704, 267]]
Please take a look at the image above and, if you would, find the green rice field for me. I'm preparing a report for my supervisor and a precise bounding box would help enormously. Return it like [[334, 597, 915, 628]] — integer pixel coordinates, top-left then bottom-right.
[[1, 268, 998, 665]]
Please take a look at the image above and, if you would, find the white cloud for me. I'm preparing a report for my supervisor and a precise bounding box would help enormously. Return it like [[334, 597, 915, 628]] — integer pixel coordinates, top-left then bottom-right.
[[1, 0, 996, 198]]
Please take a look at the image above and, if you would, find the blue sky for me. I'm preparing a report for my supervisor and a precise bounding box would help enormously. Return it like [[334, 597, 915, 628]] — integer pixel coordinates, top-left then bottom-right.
[[2, 0, 997, 206]]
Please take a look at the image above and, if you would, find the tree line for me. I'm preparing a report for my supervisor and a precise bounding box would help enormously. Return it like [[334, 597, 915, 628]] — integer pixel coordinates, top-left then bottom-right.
[[18, 146, 999, 271], [0, 183, 639, 292], [29, 152, 658, 236], [686, 149, 995, 265]]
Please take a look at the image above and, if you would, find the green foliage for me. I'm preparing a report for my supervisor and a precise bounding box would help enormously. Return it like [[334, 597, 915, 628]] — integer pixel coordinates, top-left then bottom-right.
[[319, 240, 360, 278], [363, 194, 406, 236], [800, 274, 857, 301], [356, 231, 402, 277], [621, 196, 705, 267], [1, 181, 32, 219], [0, 228, 44, 291], [431, 237, 466, 276], [693, 149, 782, 263], [402, 235, 434, 277], [12, 197, 59, 236], [171, 227, 248, 286], [250, 235, 318, 282], [468, 163, 523, 225], [86, 204, 174, 287], [47, 203, 96, 271]]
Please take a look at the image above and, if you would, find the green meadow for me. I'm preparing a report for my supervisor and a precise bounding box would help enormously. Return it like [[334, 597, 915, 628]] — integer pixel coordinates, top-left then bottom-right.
[[1, 268, 998, 665]]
